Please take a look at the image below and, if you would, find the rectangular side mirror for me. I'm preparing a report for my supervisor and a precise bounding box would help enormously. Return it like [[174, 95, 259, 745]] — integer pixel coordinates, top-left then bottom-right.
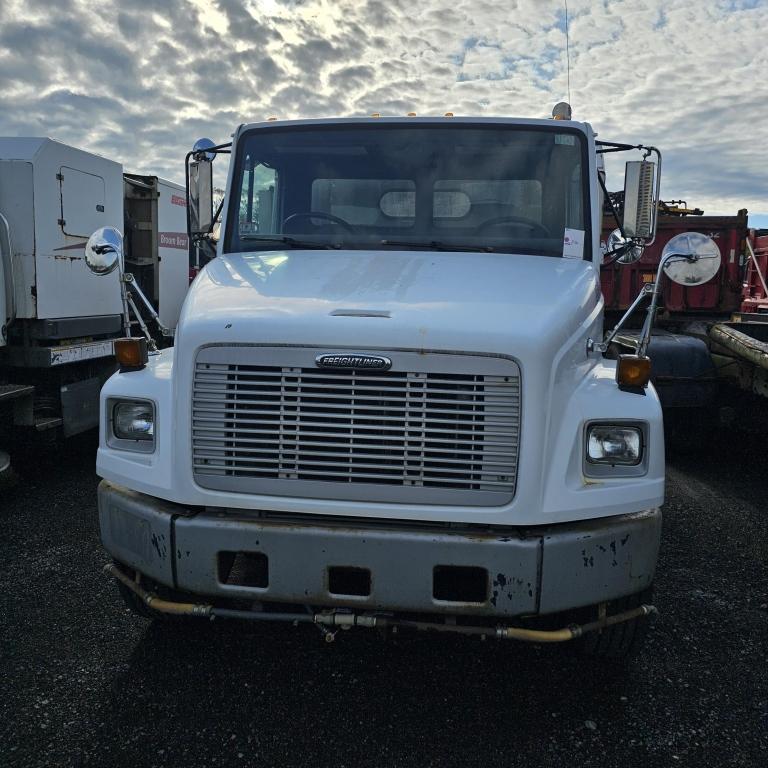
[[188, 159, 213, 237], [622, 161, 656, 239]]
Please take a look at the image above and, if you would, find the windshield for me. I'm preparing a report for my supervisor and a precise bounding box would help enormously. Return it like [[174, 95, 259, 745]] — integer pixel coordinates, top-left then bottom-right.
[[225, 123, 589, 258]]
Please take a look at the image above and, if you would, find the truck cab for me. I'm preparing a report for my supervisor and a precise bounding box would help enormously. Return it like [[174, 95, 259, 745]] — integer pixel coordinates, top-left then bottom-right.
[[97, 115, 668, 657]]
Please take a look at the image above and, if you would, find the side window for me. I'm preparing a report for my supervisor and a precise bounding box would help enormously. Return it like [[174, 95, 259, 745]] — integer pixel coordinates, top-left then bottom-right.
[[239, 161, 277, 235]]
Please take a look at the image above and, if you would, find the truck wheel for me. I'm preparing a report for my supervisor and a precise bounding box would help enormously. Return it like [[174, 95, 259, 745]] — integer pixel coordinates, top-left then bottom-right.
[[576, 586, 654, 660]]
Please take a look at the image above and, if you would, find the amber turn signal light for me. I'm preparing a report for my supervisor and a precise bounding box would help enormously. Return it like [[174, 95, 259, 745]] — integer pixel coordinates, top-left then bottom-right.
[[616, 354, 651, 388], [114, 337, 148, 371]]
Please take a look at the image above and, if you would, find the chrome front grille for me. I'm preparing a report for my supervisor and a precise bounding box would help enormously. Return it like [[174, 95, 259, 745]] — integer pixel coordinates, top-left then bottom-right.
[[192, 347, 521, 506]]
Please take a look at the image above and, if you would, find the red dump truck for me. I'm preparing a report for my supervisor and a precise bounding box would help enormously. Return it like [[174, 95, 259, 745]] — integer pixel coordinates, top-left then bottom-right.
[[600, 203, 768, 419]]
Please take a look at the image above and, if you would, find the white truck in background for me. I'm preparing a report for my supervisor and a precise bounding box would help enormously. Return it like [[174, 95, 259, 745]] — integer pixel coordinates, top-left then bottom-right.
[[0, 138, 188, 478]]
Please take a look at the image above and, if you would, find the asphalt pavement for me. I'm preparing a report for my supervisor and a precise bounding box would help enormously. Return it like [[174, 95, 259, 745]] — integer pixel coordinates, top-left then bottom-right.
[[1, 431, 766, 768]]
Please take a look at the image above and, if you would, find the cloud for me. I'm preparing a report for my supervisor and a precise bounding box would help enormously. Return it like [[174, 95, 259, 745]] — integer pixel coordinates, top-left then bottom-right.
[[0, 0, 764, 217]]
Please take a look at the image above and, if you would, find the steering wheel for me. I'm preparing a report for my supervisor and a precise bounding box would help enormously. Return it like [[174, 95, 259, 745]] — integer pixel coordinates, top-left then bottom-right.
[[282, 212, 357, 234], [475, 216, 551, 238]]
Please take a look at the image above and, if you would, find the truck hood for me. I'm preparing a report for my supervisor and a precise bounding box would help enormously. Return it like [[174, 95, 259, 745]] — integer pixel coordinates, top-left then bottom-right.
[[100, 247, 666, 526], [179, 249, 602, 358]]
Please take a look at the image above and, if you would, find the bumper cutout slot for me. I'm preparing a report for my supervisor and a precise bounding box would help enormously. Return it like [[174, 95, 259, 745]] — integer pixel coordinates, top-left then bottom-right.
[[328, 566, 371, 597], [218, 551, 269, 588], [433, 565, 488, 603]]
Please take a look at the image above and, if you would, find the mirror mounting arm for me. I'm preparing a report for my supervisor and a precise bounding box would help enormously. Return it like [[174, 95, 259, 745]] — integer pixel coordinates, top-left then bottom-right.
[[588, 283, 654, 354], [122, 273, 173, 339], [636, 251, 694, 357], [636, 253, 675, 358], [589, 253, 693, 358], [125, 293, 156, 351]]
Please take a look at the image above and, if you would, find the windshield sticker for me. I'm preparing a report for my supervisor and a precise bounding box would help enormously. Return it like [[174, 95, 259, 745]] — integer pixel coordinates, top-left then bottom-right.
[[555, 134, 576, 146], [563, 228, 584, 259]]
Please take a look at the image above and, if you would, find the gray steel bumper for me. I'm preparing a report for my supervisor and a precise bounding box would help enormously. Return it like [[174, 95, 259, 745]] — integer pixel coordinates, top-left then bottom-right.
[[98, 480, 661, 617]]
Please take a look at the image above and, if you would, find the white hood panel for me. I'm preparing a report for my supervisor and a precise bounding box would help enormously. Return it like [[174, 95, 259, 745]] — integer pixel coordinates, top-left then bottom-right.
[[98, 249, 665, 526], [181, 250, 601, 359]]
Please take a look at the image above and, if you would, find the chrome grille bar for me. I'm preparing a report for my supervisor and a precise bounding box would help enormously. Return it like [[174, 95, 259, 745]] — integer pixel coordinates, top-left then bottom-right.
[[192, 348, 521, 506]]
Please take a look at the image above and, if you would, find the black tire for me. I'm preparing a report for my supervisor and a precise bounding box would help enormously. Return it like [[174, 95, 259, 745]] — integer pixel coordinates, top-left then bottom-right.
[[576, 586, 654, 660]]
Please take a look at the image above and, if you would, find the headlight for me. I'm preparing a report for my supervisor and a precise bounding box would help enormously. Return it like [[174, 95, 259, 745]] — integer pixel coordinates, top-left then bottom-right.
[[109, 400, 155, 452], [586, 425, 642, 466]]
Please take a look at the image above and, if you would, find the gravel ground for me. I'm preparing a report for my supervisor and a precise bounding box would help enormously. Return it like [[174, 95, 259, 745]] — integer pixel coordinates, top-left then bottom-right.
[[1, 431, 766, 768]]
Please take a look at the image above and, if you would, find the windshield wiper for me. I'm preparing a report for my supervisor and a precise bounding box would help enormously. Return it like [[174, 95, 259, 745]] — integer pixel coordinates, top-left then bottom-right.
[[240, 234, 338, 250], [380, 239, 495, 253]]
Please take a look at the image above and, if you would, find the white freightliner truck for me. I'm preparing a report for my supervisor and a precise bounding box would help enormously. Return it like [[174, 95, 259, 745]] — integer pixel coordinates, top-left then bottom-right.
[[0, 138, 188, 477], [95, 112, 722, 657]]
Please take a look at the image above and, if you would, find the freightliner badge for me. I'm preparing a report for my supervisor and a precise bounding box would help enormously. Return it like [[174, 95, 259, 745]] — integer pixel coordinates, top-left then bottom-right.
[[315, 354, 392, 371]]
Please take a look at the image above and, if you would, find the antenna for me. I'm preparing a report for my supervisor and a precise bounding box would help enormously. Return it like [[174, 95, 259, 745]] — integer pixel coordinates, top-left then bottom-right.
[[564, 0, 572, 106]]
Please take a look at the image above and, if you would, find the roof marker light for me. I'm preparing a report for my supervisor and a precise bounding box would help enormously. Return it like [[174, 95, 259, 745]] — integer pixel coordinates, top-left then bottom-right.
[[552, 101, 572, 120], [444, 112, 454, 117], [407, 112, 417, 117], [371, 112, 381, 118]]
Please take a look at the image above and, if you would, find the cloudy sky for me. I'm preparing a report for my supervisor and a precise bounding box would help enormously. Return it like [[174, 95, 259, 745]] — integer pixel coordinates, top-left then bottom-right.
[[1, 0, 766, 224]]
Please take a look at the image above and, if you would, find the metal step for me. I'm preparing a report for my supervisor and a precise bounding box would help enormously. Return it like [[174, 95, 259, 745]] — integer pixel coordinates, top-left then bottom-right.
[[0, 384, 34, 403]]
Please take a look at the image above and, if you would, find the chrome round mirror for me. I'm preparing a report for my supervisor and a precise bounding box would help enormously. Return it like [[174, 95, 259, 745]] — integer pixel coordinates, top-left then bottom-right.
[[192, 138, 216, 162], [605, 228, 643, 264], [85, 226, 122, 275], [661, 232, 721, 286]]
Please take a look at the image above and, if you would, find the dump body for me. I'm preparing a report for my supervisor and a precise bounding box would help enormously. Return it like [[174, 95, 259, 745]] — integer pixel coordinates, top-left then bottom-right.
[[601, 211, 747, 317]]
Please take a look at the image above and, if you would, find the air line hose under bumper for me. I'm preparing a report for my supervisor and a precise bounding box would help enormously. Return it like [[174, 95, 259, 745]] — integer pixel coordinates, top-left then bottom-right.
[[104, 563, 658, 642]]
